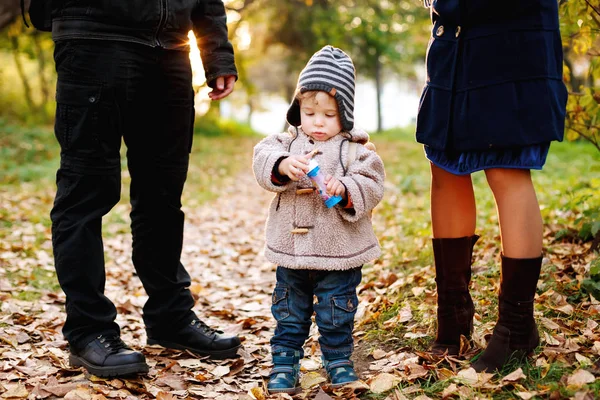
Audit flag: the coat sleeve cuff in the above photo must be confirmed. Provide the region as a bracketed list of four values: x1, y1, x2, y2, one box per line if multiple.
[336, 177, 363, 221]
[271, 157, 291, 185]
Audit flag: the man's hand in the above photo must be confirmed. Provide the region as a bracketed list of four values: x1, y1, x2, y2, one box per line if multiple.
[208, 75, 236, 100]
[325, 176, 346, 199]
[279, 155, 310, 181]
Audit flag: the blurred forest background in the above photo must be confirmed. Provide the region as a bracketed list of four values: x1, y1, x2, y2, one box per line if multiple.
[1, 0, 599, 278]
[0, 0, 597, 145]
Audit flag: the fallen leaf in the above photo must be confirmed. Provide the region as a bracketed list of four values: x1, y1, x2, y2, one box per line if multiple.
[300, 371, 327, 389]
[300, 358, 321, 371]
[1, 383, 28, 399]
[567, 369, 595, 387]
[210, 365, 230, 378]
[516, 391, 538, 400]
[314, 388, 334, 400]
[398, 304, 413, 323]
[435, 367, 455, 381]
[369, 372, 400, 394]
[156, 393, 178, 400]
[441, 383, 458, 398]
[64, 388, 93, 400]
[592, 341, 600, 355]
[177, 359, 204, 368]
[540, 317, 560, 330]
[372, 349, 387, 360]
[404, 363, 429, 381]
[248, 386, 266, 400]
[456, 367, 478, 385]
[502, 368, 526, 382]
[575, 353, 592, 365]
[342, 380, 370, 391]
[554, 303, 574, 315]
[544, 331, 561, 346]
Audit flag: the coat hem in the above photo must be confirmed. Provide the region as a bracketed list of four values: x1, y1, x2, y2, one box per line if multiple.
[265, 245, 380, 271]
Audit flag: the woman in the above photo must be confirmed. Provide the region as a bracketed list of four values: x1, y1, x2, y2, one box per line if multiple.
[417, 0, 567, 372]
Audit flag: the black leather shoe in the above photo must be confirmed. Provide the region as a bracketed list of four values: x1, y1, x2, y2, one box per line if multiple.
[147, 319, 241, 359]
[69, 335, 149, 377]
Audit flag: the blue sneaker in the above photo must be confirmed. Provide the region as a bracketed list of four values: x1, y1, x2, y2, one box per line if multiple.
[267, 351, 300, 394]
[323, 358, 358, 388]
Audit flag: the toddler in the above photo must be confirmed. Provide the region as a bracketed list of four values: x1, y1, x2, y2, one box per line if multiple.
[252, 45, 385, 393]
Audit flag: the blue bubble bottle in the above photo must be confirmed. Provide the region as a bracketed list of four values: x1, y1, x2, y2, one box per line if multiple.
[306, 159, 342, 208]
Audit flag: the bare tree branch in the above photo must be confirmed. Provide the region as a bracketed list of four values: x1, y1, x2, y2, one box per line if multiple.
[584, 0, 600, 17]
[567, 124, 600, 152]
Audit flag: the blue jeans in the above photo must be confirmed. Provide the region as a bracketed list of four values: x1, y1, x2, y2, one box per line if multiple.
[270, 266, 361, 361]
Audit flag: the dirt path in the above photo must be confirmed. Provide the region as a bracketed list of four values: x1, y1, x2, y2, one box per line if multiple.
[2, 170, 382, 399]
[106, 171, 284, 398]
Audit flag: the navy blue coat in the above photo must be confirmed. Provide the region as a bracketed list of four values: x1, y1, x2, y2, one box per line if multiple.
[416, 0, 567, 152]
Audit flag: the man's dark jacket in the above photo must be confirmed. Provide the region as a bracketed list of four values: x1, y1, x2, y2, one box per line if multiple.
[45, 0, 236, 86]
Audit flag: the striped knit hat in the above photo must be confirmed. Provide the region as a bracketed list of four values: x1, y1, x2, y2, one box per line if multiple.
[286, 45, 356, 132]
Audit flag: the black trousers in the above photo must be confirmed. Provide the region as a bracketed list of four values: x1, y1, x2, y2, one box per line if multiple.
[51, 40, 197, 347]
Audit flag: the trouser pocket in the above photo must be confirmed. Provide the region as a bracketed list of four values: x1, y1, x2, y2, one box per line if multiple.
[272, 287, 290, 321]
[331, 294, 358, 328]
[55, 80, 121, 171]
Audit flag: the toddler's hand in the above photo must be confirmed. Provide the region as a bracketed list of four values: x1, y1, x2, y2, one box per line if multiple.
[279, 155, 310, 181]
[324, 175, 346, 198]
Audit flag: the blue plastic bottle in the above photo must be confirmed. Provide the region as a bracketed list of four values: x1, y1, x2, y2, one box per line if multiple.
[306, 159, 342, 208]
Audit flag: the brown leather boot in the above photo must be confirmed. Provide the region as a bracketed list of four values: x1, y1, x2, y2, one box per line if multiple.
[430, 235, 479, 356]
[472, 254, 542, 372]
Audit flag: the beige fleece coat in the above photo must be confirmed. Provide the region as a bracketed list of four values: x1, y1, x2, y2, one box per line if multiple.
[252, 127, 385, 271]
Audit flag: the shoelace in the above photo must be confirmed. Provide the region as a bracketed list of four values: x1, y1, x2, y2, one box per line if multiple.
[97, 335, 129, 355]
[190, 319, 219, 335]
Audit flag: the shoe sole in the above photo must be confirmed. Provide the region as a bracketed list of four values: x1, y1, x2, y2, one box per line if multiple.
[267, 387, 299, 395]
[146, 339, 241, 359]
[69, 354, 149, 378]
[330, 379, 359, 389]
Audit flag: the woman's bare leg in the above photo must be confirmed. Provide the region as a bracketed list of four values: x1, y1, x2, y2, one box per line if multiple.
[484, 168, 543, 258]
[430, 163, 476, 238]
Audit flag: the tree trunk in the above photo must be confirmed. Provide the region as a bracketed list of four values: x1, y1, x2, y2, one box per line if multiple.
[374, 54, 383, 133]
[282, 82, 295, 132]
[563, 56, 581, 92]
[32, 31, 50, 107]
[11, 36, 38, 114]
[246, 98, 253, 125]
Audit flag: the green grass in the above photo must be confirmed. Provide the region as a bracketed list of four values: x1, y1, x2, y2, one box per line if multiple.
[0, 120, 60, 185]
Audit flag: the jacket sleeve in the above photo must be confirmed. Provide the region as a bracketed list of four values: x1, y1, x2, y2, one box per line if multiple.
[191, 0, 237, 87]
[253, 133, 293, 193]
[337, 145, 385, 222]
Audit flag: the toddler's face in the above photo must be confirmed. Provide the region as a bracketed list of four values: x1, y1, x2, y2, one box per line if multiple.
[300, 91, 342, 141]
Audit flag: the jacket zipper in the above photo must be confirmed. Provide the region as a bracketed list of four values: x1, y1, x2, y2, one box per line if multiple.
[154, 0, 168, 47]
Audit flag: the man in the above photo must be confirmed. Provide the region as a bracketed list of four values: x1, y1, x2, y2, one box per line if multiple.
[39, 0, 240, 377]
